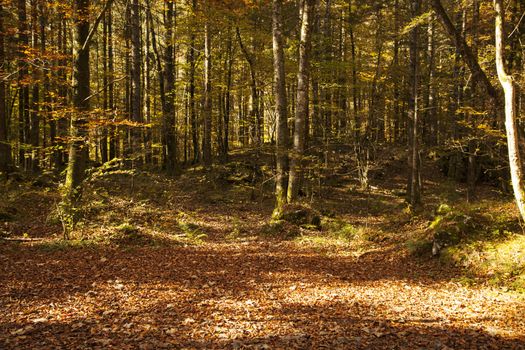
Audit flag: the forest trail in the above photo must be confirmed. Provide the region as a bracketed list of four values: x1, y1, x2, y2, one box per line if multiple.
[1, 239, 525, 349]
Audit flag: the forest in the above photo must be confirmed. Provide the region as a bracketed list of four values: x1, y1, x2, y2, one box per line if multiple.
[1, 0, 525, 348]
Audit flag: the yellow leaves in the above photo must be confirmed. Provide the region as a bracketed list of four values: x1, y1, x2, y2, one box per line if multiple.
[455, 106, 488, 116]
[400, 11, 432, 36]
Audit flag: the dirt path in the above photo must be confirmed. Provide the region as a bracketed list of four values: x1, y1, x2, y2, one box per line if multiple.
[1, 240, 524, 349]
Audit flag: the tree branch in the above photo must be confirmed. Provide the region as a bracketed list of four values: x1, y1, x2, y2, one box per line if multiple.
[430, 0, 497, 99]
[81, 0, 115, 52]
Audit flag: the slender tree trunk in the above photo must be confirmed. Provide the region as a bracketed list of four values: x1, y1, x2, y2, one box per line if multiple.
[426, 13, 437, 146]
[467, 0, 480, 201]
[202, 7, 212, 168]
[56, 16, 68, 168]
[407, 0, 421, 206]
[272, 0, 289, 216]
[287, 0, 315, 202]
[107, 6, 116, 160]
[236, 27, 260, 146]
[163, 0, 178, 175]
[348, 0, 358, 138]
[131, 0, 142, 165]
[30, 0, 39, 172]
[146, 0, 167, 167]
[18, 0, 29, 169]
[0, 2, 9, 176]
[392, 0, 400, 143]
[100, 12, 109, 163]
[188, 0, 198, 163]
[494, 0, 525, 220]
[40, 2, 51, 170]
[223, 27, 233, 159]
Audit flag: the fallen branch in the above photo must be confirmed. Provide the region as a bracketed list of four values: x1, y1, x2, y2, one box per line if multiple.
[1, 237, 45, 242]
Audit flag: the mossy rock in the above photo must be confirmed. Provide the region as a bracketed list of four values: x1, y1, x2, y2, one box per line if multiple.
[261, 219, 300, 239]
[277, 204, 321, 229]
[31, 173, 56, 188]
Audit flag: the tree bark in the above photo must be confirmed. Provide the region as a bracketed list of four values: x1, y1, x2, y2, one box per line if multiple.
[287, 0, 315, 202]
[62, 0, 91, 210]
[272, 0, 289, 216]
[202, 6, 212, 168]
[163, 0, 178, 175]
[130, 0, 142, 165]
[101, 11, 109, 164]
[236, 27, 260, 146]
[30, 0, 39, 172]
[0, 2, 9, 176]
[222, 27, 233, 159]
[494, 0, 525, 220]
[62, 0, 112, 229]
[407, 0, 421, 206]
[18, 0, 29, 169]
[107, 6, 116, 160]
[188, 0, 198, 164]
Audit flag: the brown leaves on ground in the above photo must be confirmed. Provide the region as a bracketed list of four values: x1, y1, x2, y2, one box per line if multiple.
[1, 241, 524, 349]
[1, 166, 525, 349]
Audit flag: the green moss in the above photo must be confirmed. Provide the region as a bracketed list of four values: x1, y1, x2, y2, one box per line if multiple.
[406, 239, 433, 257]
[115, 222, 139, 235]
[177, 221, 207, 243]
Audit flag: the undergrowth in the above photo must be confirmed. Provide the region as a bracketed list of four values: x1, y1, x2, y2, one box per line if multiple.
[408, 200, 525, 291]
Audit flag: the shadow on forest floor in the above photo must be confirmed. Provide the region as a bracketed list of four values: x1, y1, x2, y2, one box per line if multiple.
[1, 152, 525, 348]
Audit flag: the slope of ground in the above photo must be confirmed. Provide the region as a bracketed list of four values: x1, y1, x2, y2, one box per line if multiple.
[1, 149, 524, 349]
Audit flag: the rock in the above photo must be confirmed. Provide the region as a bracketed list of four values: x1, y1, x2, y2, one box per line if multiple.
[278, 204, 321, 229]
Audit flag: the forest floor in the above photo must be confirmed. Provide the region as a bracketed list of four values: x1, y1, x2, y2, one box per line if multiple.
[1, 148, 525, 349]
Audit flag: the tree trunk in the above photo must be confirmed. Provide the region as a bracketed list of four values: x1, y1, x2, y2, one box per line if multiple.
[272, 0, 289, 216]
[62, 0, 91, 214]
[188, 0, 198, 163]
[223, 28, 233, 159]
[348, 0, 359, 138]
[101, 12, 109, 164]
[18, 0, 29, 169]
[202, 7, 212, 168]
[236, 27, 260, 146]
[130, 0, 142, 165]
[494, 0, 525, 220]
[30, 0, 39, 172]
[107, 6, 116, 160]
[0, 2, 9, 176]
[287, 0, 315, 202]
[431, 0, 497, 100]
[407, 0, 421, 206]
[163, 0, 178, 175]
[62, 0, 112, 230]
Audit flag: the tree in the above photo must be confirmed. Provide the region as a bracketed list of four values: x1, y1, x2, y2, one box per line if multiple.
[406, 0, 421, 206]
[431, 0, 496, 100]
[0, 1, 9, 176]
[163, 0, 178, 175]
[202, 2, 212, 168]
[237, 27, 260, 146]
[287, 0, 316, 203]
[188, 0, 199, 164]
[494, 0, 525, 221]
[18, 0, 29, 170]
[62, 0, 113, 229]
[272, 0, 289, 216]
[130, 0, 142, 165]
